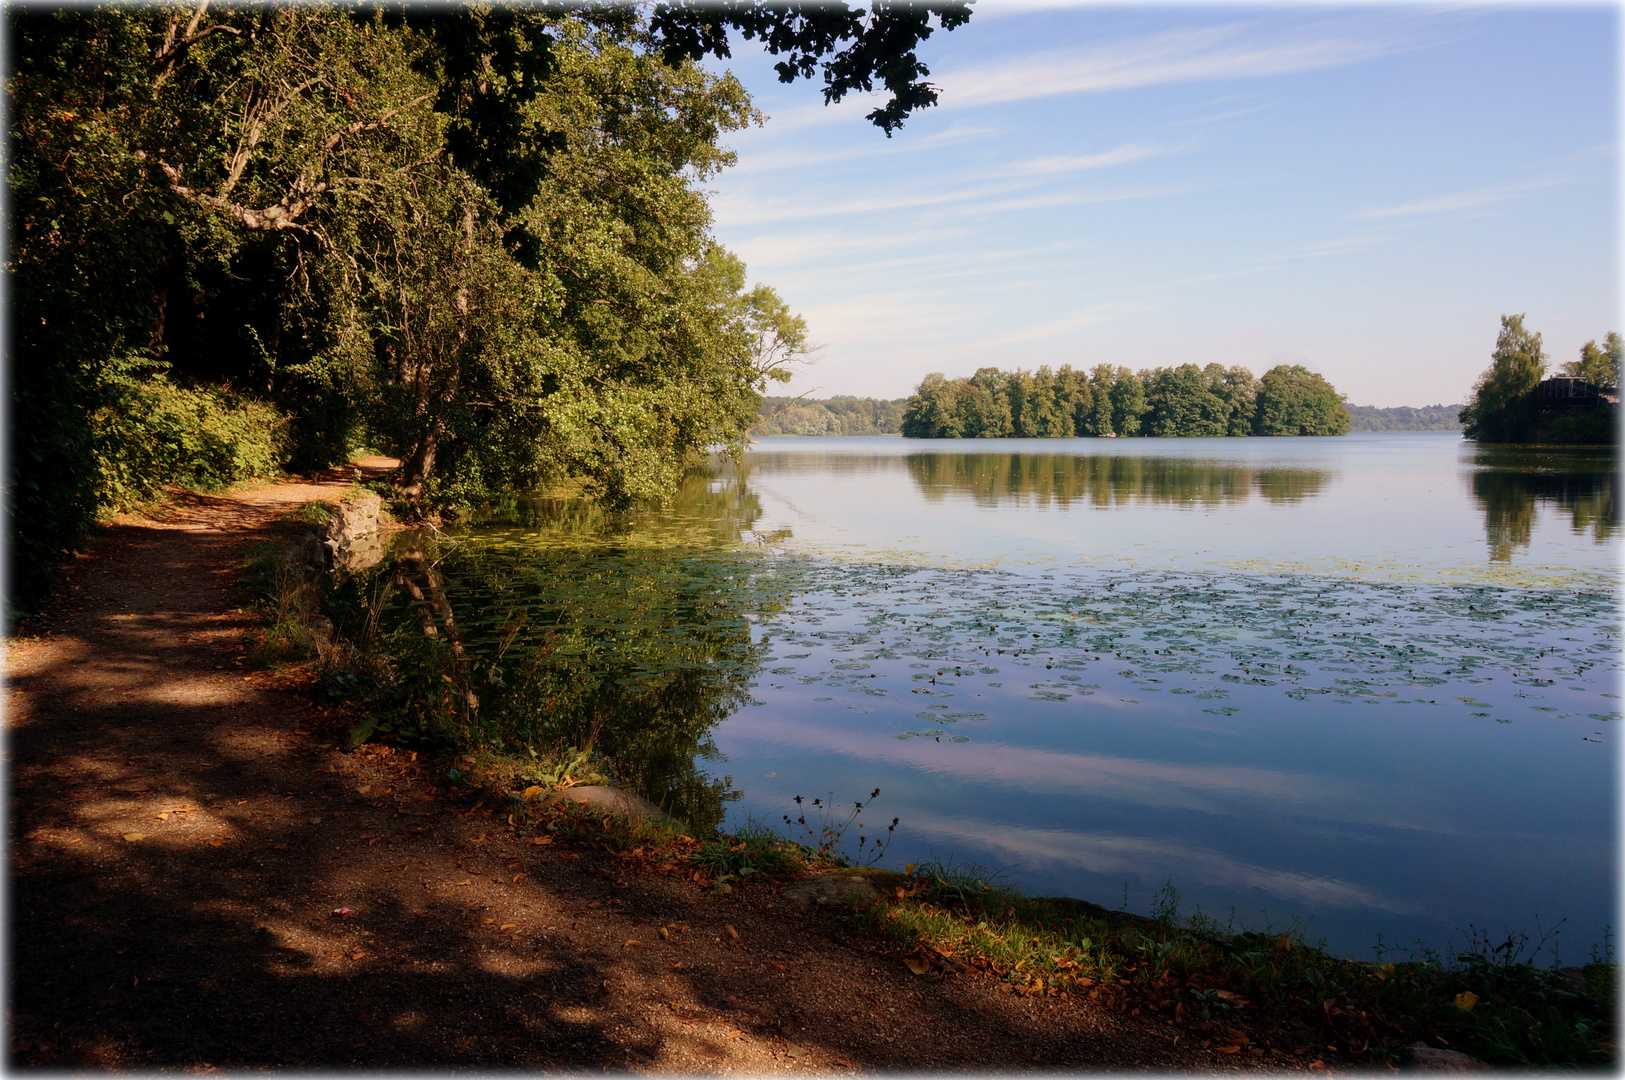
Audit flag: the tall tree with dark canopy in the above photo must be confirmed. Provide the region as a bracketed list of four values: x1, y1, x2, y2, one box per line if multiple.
[6, 2, 972, 615]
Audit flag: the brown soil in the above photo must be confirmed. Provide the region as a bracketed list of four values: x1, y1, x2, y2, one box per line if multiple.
[6, 467, 1307, 1072]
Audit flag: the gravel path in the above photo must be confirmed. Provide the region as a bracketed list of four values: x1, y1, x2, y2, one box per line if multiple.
[6, 468, 1289, 1072]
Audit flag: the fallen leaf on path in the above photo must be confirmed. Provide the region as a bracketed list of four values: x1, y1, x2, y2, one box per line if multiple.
[480, 918, 495, 924]
[455, 880, 471, 886]
[727, 925, 739, 940]
[333, 907, 352, 916]
[1216, 1046, 1241, 1055]
[500, 923, 517, 931]
[771, 963, 786, 972]
[623, 940, 644, 949]
[512, 873, 527, 883]
[209, 838, 224, 847]
[905, 957, 930, 976]
[530, 836, 552, 846]
[521, 786, 542, 801]
[357, 786, 371, 795]
[67, 838, 83, 845]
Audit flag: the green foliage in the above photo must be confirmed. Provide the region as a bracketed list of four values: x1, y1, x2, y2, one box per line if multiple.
[850, 867, 1614, 1068]
[10, 4, 963, 613]
[649, 3, 973, 136]
[691, 817, 813, 882]
[1253, 364, 1350, 436]
[1565, 332, 1621, 388]
[756, 395, 909, 436]
[316, 471, 779, 832]
[902, 362, 1346, 439]
[1143, 364, 1232, 437]
[93, 373, 288, 514]
[1460, 314, 1548, 442]
[1345, 403, 1464, 431]
[1460, 316, 1618, 445]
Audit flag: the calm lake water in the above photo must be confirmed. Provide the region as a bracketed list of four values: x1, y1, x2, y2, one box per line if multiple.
[396, 432, 1618, 959]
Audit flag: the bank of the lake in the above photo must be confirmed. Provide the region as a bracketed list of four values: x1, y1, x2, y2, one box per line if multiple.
[289, 434, 1617, 969]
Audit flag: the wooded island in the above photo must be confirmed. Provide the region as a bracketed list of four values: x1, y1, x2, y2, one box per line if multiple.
[900, 363, 1347, 439]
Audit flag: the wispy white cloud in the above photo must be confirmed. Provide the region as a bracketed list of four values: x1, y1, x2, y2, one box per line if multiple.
[1272, 234, 1392, 260]
[934, 22, 1412, 109]
[1358, 179, 1569, 219]
[719, 176, 1193, 229]
[986, 301, 1158, 345]
[975, 184, 1191, 215]
[711, 179, 1020, 227]
[1011, 143, 1167, 175]
[724, 122, 996, 176]
[743, 16, 1430, 131]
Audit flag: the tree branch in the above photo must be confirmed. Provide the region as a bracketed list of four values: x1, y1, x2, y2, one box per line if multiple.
[157, 159, 324, 233]
[153, 2, 245, 83]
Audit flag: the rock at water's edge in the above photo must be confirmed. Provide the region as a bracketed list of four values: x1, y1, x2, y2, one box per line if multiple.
[546, 785, 685, 833]
[782, 874, 884, 910]
[1406, 1043, 1486, 1072]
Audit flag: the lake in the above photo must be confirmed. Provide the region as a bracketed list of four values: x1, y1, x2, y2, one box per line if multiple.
[383, 431, 1618, 961]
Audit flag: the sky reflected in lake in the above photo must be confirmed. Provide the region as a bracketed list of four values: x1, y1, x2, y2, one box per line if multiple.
[703, 433, 1618, 957]
[419, 432, 1616, 960]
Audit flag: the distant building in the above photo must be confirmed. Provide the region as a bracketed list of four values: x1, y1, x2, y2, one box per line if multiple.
[1535, 377, 1619, 409]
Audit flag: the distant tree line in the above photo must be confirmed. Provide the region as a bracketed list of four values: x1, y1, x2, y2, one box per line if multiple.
[900, 363, 1348, 439]
[755, 395, 907, 435]
[1460, 316, 1619, 445]
[1345, 404, 1463, 432]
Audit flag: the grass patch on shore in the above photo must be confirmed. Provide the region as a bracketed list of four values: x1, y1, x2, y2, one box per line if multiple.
[847, 864, 1616, 1069]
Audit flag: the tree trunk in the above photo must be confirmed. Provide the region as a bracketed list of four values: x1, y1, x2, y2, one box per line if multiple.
[392, 419, 441, 502]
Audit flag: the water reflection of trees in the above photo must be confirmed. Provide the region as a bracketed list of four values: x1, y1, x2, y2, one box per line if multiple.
[346, 468, 778, 833]
[906, 453, 1332, 508]
[1469, 447, 1618, 561]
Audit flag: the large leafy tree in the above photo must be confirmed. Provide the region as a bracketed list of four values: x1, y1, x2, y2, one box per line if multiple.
[1253, 364, 1349, 436]
[7, 2, 969, 613]
[1459, 314, 1547, 443]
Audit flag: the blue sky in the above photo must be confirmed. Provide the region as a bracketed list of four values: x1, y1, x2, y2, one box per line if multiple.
[700, 4, 1619, 408]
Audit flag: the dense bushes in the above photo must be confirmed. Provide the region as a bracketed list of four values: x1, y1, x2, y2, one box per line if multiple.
[92, 373, 288, 514]
[901, 362, 1348, 439]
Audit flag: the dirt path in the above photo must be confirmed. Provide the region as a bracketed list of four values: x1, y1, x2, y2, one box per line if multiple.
[6, 469, 1287, 1072]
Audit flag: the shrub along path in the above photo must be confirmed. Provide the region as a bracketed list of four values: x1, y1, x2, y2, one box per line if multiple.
[7, 468, 1295, 1072]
